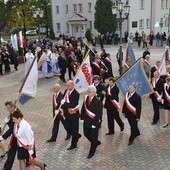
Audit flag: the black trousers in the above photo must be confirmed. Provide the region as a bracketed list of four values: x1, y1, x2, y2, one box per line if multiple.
[107, 108, 123, 133]
[65, 114, 80, 147]
[151, 98, 160, 123]
[3, 137, 17, 170]
[68, 67, 75, 80]
[59, 68, 66, 82]
[83, 124, 99, 154]
[127, 115, 140, 142]
[51, 114, 68, 140]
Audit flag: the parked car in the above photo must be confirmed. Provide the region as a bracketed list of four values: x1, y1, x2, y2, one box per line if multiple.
[26, 30, 37, 35]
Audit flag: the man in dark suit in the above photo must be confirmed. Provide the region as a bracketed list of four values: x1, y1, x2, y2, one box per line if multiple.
[151, 61, 160, 79]
[103, 54, 114, 78]
[47, 84, 70, 142]
[81, 85, 102, 159]
[91, 58, 101, 76]
[93, 75, 105, 127]
[150, 71, 164, 125]
[67, 51, 76, 80]
[1, 101, 20, 170]
[122, 85, 142, 146]
[58, 50, 67, 83]
[102, 77, 124, 135]
[60, 80, 81, 150]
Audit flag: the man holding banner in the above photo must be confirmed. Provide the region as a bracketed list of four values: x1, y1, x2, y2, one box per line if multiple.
[122, 85, 142, 146]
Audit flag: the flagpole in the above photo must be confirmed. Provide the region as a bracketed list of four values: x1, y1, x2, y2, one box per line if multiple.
[1, 55, 37, 135]
[83, 40, 96, 56]
[48, 49, 91, 130]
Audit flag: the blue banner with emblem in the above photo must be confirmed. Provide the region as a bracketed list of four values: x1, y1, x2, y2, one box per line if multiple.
[126, 41, 136, 66]
[116, 59, 153, 96]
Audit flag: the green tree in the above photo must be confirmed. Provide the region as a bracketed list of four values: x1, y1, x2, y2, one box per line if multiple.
[85, 28, 92, 42]
[94, 0, 117, 34]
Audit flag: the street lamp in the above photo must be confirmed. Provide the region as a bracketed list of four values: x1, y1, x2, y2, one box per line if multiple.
[163, 12, 170, 35]
[33, 8, 44, 39]
[112, 0, 130, 44]
[159, 18, 163, 33]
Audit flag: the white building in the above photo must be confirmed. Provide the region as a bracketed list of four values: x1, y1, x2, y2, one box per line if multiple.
[51, 0, 170, 38]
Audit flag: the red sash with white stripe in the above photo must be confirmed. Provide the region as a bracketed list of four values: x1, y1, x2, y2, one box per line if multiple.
[92, 62, 100, 70]
[164, 83, 170, 104]
[84, 95, 96, 119]
[144, 59, 151, 67]
[124, 63, 130, 70]
[107, 87, 120, 111]
[153, 65, 158, 71]
[53, 93, 58, 108]
[68, 104, 79, 114]
[104, 57, 112, 64]
[125, 93, 136, 115]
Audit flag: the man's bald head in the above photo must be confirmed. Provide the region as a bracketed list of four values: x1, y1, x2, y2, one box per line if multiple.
[53, 84, 61, 93]
[66, 80, 74, 91]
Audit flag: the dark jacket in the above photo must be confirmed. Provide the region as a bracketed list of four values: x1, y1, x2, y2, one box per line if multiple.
[58, 55, 67, 70]
[122, 92, 142, 119]
[81, 95, 102, 128]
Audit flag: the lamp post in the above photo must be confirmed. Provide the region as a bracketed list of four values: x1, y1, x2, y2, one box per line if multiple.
[33, 8, 44, 39]
[112, 0, 130, 44]
[159, 18, 163, 33]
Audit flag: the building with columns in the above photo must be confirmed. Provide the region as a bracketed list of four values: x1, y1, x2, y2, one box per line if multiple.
[51, 0, 170, 38]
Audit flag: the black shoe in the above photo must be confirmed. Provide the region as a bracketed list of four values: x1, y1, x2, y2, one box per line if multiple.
[128, 141, 133, 146]
[120, 123, 124, 131]
[97, 140, 101, 146]
[87, 153, 94, 159]
[151, 122, 157, 125]
[67, 145, 77, 150]
[105, 132, 114, 135]
[0, 151, 8, 158]
[78, 134, 82, 139]
[46, 139, 56, 142]
[163, 124, 169, 128]
[43, 163, 47, 169]
[65, 134, 71, 140]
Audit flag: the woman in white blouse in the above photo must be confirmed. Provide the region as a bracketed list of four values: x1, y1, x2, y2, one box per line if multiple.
[12, 110, 46, 170]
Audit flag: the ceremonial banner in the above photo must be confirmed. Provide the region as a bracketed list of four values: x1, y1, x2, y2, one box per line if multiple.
[116, 59, 153, 96]
[74, 50, 92, 93]
[19, 58, 38, 104]
[37, 52, 47, 68]
[126, 41, 136, 66]
[17, 31, 23, 48]
[159, 51, 167, 75]
[11, 34, 18, 51]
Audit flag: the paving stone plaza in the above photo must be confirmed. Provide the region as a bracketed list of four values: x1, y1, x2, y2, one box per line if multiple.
[0, 43, 170, 170]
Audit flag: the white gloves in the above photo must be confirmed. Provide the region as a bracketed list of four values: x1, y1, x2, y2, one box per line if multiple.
[54, 110, 59, 115]
[0, 136, 4, 141]
[4, 117, 10, 123]
[61, 99, 65, 105]
[28, 150, 34, 156]
[92, 125, 96, 129]
[80, 120, 84, 123]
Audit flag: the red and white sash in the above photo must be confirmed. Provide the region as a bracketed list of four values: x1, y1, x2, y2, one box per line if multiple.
[92, 62, 100, 70]
[107, 87, 120, 111]
[104, 57, 112, 64]
[53, 93, 58, 108]
[153, 65, 158, 71]
[124, 63, 130, 70]
[144, 59, 151, 67]
[68, 104, 79, 113]
[65, 91, 70, 103]
[164, 83, 170, 104]
[84, 95, 96, 119]
[125, 93, 136, 115]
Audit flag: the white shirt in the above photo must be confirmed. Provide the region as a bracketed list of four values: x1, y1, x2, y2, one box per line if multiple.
[14, 119, 34, 147]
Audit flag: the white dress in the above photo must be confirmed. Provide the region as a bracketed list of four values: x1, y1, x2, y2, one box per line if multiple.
[25, 52, 35, 76]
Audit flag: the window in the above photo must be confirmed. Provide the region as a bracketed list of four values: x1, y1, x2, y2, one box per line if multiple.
[165, 0, 168, 8]
[132, 21, 137, 28]
[66, 23, 69, 33]
[78, 3, 83, 12]
[139, 19, 144, 28]
[89, 21, 92, 30]
[161, 0, 164, 8]
[165, 17, 168, 27]
[56, 23, 61, 33]
[65, 5, 68, 13]
[88, 3, 92, 11]
[140, 0, 144, 9]
[146, 19, 150, 28]
[56, 6, 59, 14]
[73, 4, 77, 12]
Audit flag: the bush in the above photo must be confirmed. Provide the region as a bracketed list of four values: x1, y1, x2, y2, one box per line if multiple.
[85, 28, 92, 42]
[49, 28, 55, 39]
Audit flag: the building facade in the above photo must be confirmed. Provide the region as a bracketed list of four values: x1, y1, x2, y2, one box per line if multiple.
[51, 0, 170, 38]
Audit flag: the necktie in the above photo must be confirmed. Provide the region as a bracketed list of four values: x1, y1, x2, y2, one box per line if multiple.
[88, 97, 91, 106]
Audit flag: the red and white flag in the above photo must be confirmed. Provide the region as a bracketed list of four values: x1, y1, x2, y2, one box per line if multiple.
[17, 31, 23, 48]
[74, 51, 92, 93]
